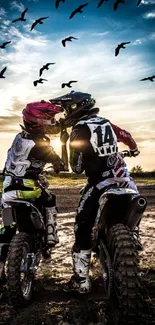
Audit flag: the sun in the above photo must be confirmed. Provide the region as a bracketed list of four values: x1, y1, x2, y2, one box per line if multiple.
[51, 137, 62, 150]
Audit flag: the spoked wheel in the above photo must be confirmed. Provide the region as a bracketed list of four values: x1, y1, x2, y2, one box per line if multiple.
[107, 223, 143, 325]
[7, 232, 34, 309]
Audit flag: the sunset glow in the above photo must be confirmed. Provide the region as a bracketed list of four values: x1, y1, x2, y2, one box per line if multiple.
[0, 0, 155, 170]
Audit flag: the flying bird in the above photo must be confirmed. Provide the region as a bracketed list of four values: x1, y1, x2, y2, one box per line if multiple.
[62, 36, 78, 47]
[55, 0, 65, 9]
[0, 41, 11, 49]
[69, 3, 89, 19]
[12, 8, 28, 23]
[137, 0, 142, 5]
[0, 67, 7, 78]
[61, 81, 78, 88]
[97, 0, 108, 9]
[30, 17, 49, 31]
[39, 63, 55, 77]
[33, 78, 48, 87]
[140, 75, 155, 82]
[113, 0, 125, 11]
[115, 42, 130, 56]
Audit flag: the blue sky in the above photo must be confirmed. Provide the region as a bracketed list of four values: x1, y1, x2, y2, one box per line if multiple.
[0, 0, 155, 170]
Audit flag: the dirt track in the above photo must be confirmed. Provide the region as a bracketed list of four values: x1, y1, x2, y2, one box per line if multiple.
[0, 184, 155, 325]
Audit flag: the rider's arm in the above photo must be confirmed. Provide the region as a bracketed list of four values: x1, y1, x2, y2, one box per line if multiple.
[31, 141, 65, 172]
[60, 129, 69, 171]
[110, 122, 137, 150]
[70, 125, 86, 174]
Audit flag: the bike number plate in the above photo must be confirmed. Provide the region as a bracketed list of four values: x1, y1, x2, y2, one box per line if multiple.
[2, 207, 14, 226]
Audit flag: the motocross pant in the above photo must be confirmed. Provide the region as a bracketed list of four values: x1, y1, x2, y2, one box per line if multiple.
[74, 176, 138, 250]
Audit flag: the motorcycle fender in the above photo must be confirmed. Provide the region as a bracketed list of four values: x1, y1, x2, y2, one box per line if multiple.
[2, 207, 14, 226]
[104, 188, 138, 195]
[94, 195, 108, 226]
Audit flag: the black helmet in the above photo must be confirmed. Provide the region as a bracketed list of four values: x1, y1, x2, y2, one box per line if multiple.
[50, 91, 99, 127]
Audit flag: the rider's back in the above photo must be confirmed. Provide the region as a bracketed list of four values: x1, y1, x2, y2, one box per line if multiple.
[70, 116, 126, 182]
[4, 131, 57, 179]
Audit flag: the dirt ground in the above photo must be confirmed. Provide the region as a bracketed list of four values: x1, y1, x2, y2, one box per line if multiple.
[0, 183, 155, 325]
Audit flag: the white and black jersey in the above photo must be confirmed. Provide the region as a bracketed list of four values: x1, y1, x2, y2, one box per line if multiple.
[70, 117, 118, 181]
[70, 116, 137, 184]
[4, 132, 61, 179]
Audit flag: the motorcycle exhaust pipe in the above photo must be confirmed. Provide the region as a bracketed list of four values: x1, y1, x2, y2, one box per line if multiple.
[30, 211, 44, 230]
[126, 195, 147, 230]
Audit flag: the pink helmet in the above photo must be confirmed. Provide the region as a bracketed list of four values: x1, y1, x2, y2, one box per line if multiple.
[22, 101, 63, 134]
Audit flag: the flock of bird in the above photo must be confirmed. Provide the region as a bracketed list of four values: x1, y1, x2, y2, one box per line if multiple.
[56, 0, 143, 11]
[33, 62, 78, 88]
[0, 0, 154, 86]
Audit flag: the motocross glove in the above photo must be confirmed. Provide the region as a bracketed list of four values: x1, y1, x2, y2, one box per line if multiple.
[129, 148, 140, 157]
[38, 175, 49, 189]
[59, 118, 65, 129]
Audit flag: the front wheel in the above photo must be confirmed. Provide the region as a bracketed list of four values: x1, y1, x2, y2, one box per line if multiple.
[7, 232, 34, 309]
[107, 223, 142, 325]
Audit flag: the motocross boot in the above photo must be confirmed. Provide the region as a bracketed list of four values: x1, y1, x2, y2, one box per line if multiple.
[64, 247, 91, 294]
[45, 207, 59, 247]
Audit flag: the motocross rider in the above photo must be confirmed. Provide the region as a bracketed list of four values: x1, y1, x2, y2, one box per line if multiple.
[0, 100, 65, 283]
[50, 90, 140, 294]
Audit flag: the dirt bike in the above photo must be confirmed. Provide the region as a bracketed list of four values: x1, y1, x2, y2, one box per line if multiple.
[0, 166, 57, 309]
[91, 150, 147, 325]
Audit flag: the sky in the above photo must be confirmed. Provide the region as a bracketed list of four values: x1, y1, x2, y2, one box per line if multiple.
[0, 0, 155, 171]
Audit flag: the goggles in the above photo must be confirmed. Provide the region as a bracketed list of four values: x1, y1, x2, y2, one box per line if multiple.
[68, 98, 95, 112]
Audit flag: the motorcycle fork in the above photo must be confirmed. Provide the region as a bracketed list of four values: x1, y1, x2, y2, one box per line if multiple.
[20, 234, 42, 275]
[93, 198, 113, 297]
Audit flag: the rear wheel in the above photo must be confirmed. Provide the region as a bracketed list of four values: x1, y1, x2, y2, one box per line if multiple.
[107, 223, 142, 325]
[7, 232, 34, 309]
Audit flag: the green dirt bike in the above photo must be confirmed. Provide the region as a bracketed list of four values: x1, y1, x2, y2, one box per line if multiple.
[0, 166, 57, 309]
[91, 150, 147, 325]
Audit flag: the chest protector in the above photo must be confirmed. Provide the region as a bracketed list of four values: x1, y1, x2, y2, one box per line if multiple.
[5, 134, 35, 177]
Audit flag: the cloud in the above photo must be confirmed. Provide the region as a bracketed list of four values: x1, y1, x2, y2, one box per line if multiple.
[0, 25, 24, 41]
[0, 114, 22, 132]
[142, 0, 155, 4]
[3, 20, 11, 26]
[148, 32, 155, 39]
[0, 8, 6, 18]
[0, 2, 153, 171]
[0, 26, 153, 117]
[0, 97, 24, 132]
[0, 116, 22, 132]
[91, 32, 110, 37]
[10, 1, 25, 12]
[143, 11, 155, 18]
[0, 12, 154, 167]
[132, 39, 142, 45]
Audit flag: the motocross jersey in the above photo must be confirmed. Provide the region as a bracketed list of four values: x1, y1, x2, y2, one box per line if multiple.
[4, 132, 62, 179]
[70, 116, 137, 183]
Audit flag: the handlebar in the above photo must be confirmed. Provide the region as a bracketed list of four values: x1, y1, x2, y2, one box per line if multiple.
[41, 165, 68, 176]
[0, 151, 137, 179]
[41, 166, 54, 175]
